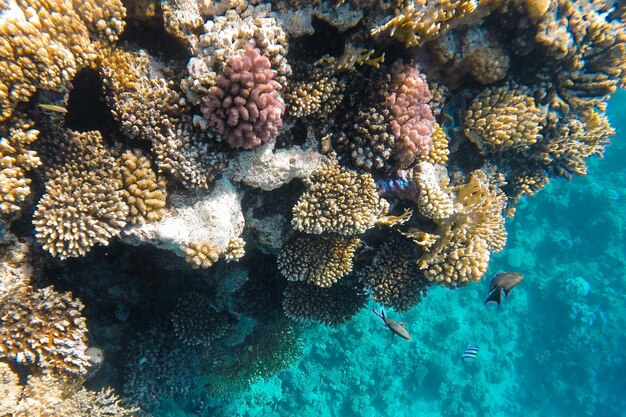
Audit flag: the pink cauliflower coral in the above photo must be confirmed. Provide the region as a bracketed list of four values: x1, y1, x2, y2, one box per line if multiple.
[385, 60, 434, 169]
[202, 44, 285, 149]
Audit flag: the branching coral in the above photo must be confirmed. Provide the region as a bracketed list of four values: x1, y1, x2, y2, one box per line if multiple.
[119, 150, 167, 224]
[361, 235, 429, 312]
[464, 85, 547, 153]
[284, 57, 345, 120]
[0, 0, 125, 122]
[0, 285, 90, 376]
[183, 4, 290, 105]
[202, 44, 285, 149]
[184, 241, 221, 269]
[171, 292, 231, 347]
[410, 161, 454, 220]
[292, 161, 387, 235]
[0, 362, 21, 415]
[370, 0, 478, 47]
[278, 233, 360, 288]
[282, 278, 368, 325]
[13, 374, 137, 417]
[385, 60, 435, 169]
[418, 170, 508, 287]
[0, 118, 41, 218]
[462, 28, 510, 85]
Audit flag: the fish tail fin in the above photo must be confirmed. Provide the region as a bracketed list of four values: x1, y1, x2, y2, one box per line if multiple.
[371, 307, 383, 320]
[484, 288, 503, 307]
[381, 307, 386, 320]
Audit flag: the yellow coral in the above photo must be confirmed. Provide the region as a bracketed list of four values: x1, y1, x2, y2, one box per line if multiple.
[0, 0, 125, 122]
[0, 119, 41, 217]
[184, 241, 220, 269]
[225, 236, 246, 262]
[278, 233, 360, 288]
[463, 28, 510, 85]
[0, 285, 90, 376]
[284, 57, 345, 119]
[33, 169, 129, 259]
[410, 162, 454, 220]
[292, 161, 387, 235]
[464, 86, 547, 153]
[426, 123, 449, 165]
[119, 150, 167, 224]
[418, 170, 507, 286]
[371, 0, 477, 47]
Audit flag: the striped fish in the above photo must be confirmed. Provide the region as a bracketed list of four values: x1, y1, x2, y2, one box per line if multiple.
[462, 343, 478, 360]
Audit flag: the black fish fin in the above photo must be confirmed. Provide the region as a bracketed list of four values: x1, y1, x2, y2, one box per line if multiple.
[484, 288, 503, 306]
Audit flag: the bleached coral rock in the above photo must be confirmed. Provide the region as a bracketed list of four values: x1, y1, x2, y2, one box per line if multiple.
[229, 142, 327, 191]
[121, 176, 244, 256]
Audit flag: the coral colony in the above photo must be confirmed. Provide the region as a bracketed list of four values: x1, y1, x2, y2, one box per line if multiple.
[0, 0, 624, 414]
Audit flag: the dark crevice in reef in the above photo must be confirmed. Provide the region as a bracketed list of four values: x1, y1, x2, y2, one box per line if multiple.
[289, 16, 346, 61]
[120, 17, 190, 62]
[65, 69, 118, 136]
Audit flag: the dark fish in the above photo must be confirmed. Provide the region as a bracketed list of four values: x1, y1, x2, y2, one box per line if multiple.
[372, 308, 412, 341]
[484, 272, 524, 306]
[462, 343, 478, 360]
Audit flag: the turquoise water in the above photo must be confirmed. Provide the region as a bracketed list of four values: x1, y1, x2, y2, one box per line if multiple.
[178, 91, 625, 417]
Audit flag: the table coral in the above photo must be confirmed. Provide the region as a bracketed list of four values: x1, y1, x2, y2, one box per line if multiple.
[202, 44, 285, 149]
[13, 374, 137, 417]
[278, 233, 360, 288]
[0, 285, 90, 376]
[292, 161, 387, 235]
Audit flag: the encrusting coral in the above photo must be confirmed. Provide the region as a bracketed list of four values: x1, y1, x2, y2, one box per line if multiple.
[202, 44, 285, 149]
[292, 161, 387, 235]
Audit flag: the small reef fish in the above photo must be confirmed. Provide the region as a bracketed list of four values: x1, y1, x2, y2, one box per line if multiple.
[484, 272, 524, 307]
[38, 103, 68, 113]
[371, 307, 412, 341]
[462, 343, 478, 360]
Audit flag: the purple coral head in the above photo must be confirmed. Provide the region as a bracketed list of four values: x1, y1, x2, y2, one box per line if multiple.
[385, 60, 435, 169]
[202, 44, 285, 150]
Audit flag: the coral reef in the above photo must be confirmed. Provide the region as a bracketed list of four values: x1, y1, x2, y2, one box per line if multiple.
[0, 0, 624, 414]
